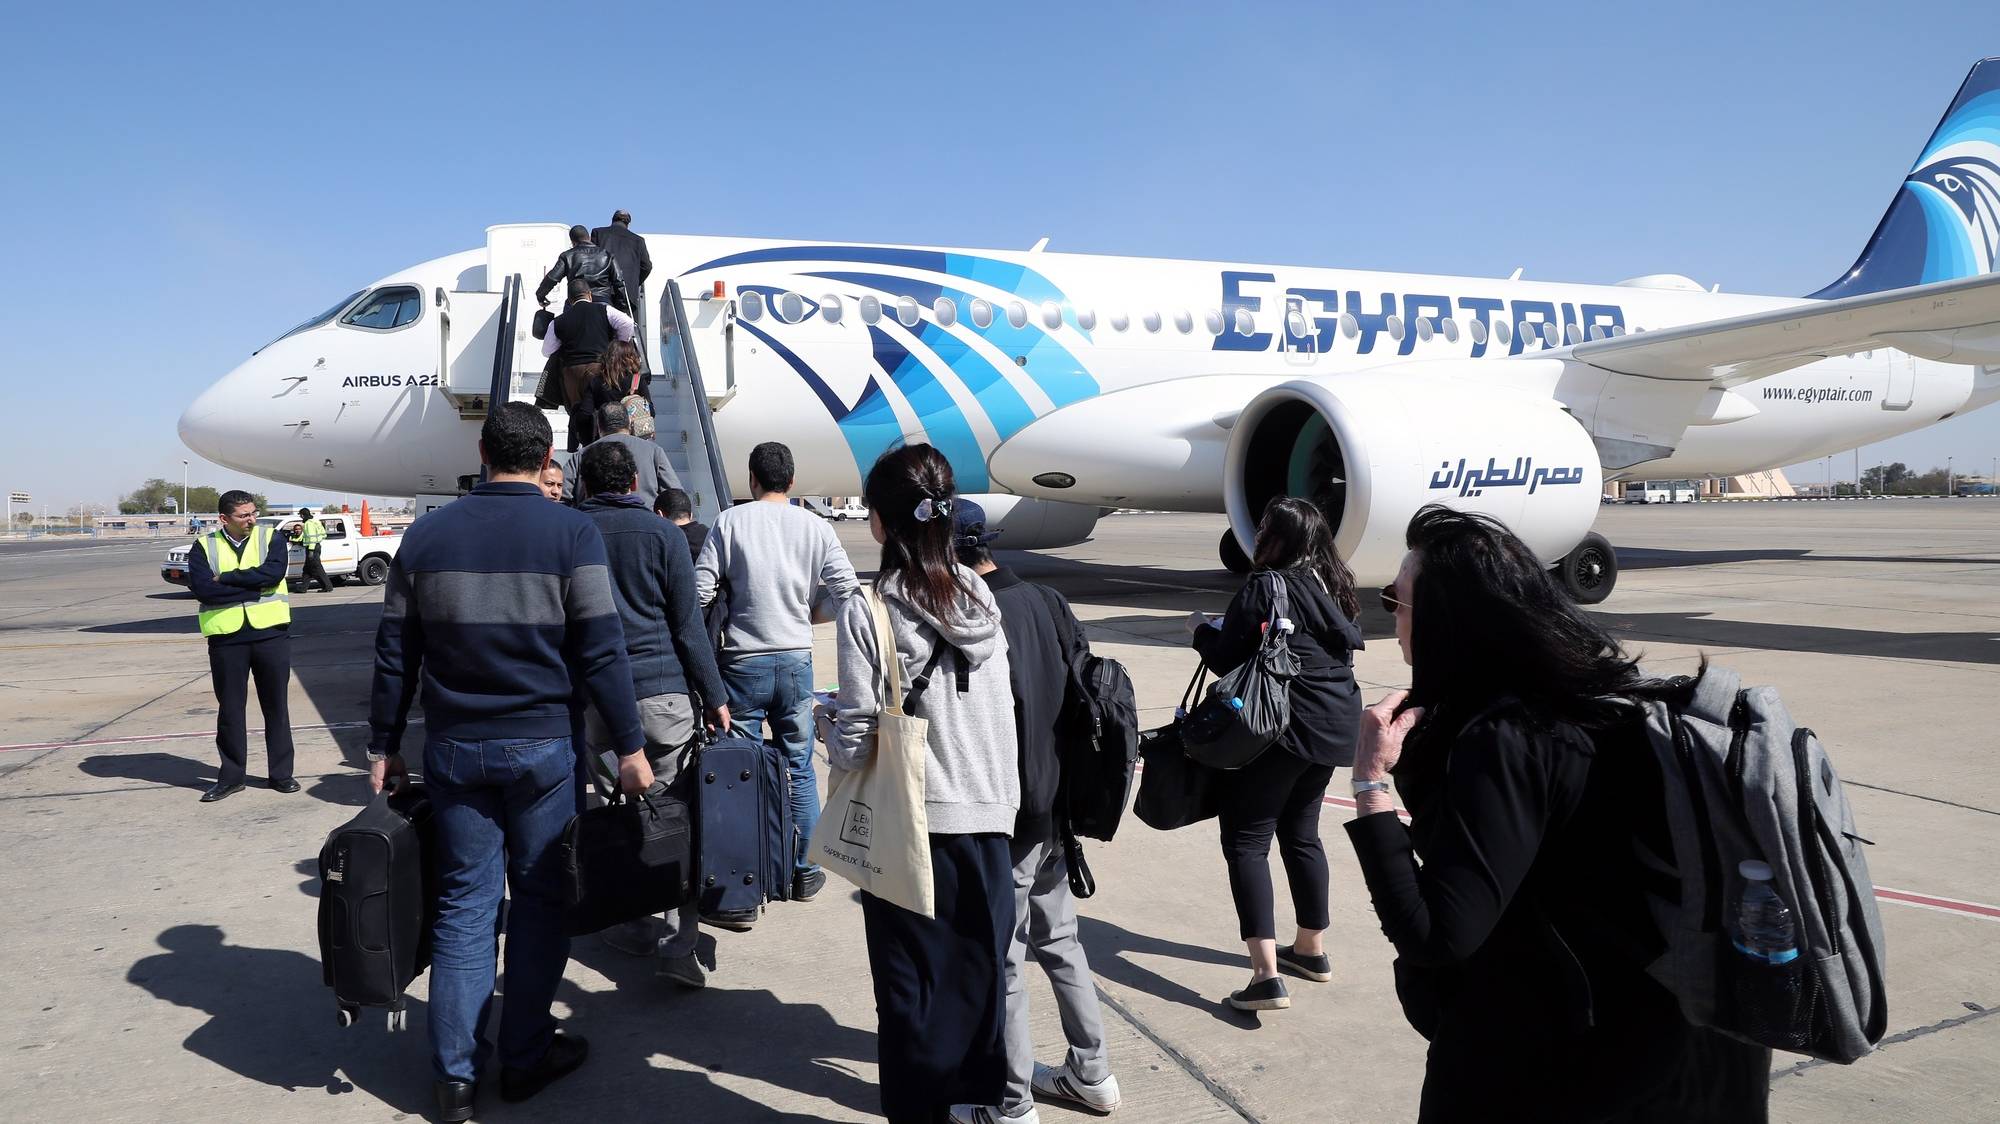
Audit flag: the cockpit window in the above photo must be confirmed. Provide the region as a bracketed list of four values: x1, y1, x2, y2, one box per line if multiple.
[340, 286, 423, 331]
[262, 290, 363, 351]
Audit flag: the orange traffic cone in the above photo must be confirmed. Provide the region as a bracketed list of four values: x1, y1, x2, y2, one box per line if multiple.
[359, 500, 375, 537]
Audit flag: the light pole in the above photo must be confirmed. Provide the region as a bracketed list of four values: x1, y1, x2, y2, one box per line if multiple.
[181, 460, 188, 520]
[1947, 456, 1954, 497]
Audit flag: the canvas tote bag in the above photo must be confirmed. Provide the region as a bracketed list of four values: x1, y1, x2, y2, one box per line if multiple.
[811, 589, 936, 918]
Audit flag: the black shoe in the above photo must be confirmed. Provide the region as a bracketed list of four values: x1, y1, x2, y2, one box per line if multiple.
[1276, 945, 1332, 982]
[200, 782, 245, 803]
[700, 908, 758, 932]
[500, 1031, 589, 1103]
[792, 867, 827, 902]
[1227, 976, 1291, 1012]
[269, 778, 302, 794]
[433, 1079, 476, 1122]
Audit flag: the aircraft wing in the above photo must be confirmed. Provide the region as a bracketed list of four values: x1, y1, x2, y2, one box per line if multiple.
[1564, 272, 2000, 383]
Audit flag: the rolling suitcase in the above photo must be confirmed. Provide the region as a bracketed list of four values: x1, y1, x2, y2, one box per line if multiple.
[318, 779, 437, 1030]
[694, 731, 795, 918]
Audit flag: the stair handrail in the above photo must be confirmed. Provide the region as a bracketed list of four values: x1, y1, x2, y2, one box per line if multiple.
[487, 273, 522, 411]
[664, 279, 734, 510]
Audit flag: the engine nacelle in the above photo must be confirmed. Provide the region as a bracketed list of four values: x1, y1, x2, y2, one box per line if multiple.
[1224, 365, 1603, 584]
[966, 494, 1102, 550]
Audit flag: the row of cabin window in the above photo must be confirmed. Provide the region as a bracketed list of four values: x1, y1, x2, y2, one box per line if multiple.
[735, 290, 1644, 346]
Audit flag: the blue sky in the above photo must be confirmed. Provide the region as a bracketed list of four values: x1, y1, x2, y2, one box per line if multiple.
[4, 2, 1998, 512]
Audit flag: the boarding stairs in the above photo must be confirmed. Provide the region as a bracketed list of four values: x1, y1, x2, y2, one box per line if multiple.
[436, 230, 736, 523]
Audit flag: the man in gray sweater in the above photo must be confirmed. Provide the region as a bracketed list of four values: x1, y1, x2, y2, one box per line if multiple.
[561, 402, 680, 508]
[696, 442, 861, 904]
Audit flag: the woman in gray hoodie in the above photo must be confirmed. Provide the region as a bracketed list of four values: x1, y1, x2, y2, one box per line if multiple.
[827, 444, 1020, 1124]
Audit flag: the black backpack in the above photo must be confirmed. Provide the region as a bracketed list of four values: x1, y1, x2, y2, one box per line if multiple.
[1032, 586, 1140, 844]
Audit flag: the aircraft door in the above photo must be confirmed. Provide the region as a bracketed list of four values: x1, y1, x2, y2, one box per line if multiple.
[1280, 295, 1319, 367]
[1884, 350, 1916, 411]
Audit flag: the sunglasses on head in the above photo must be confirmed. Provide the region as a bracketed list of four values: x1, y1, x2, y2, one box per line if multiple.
[1379, 585, 1406, 614]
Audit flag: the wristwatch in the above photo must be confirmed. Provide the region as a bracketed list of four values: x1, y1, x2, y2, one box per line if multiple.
[1351, 778, 1392, 796]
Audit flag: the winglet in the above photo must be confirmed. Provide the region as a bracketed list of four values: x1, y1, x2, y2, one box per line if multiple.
[1812, 58, 2000, 299]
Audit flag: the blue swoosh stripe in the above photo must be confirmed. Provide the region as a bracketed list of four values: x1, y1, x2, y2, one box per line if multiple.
[867, 326, 989, 490]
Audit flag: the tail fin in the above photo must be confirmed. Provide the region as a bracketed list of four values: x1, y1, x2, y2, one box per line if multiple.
[1812, 57, 2000, 299]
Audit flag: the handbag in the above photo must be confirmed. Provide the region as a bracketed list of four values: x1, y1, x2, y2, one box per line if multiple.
[809, 588, 944, 918]
[1133, 666, 1224, 830]
[1181, 573, 1298, 769]
[559, 787, 693, 936]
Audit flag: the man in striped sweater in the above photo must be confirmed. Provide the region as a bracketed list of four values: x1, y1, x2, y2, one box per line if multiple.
[367, 402, 651, 1123]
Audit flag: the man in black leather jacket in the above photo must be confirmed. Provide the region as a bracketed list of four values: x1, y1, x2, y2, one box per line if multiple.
[536, 225, 629, 309]
[591, 210, 654, 392]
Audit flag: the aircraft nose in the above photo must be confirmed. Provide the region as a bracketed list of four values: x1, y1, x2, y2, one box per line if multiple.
[177, 375, 234, 465]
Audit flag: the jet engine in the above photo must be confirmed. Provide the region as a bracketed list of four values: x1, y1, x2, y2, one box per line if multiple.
[1223, 365, 1608, 595]
[963, 494, 1102, 550]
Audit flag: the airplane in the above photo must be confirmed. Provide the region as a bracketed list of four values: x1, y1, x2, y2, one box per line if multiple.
[179, 58, 2000, 604]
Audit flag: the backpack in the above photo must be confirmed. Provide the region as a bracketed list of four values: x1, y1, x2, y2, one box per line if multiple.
[1033, 585, 1139, 844]
[1181, 573, 1297, 769]
[1630, 665, 1888, 1062]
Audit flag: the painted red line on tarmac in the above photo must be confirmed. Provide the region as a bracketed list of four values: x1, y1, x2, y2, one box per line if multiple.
[0, 719, 385, 754]
[1872, 886, 2000, 922]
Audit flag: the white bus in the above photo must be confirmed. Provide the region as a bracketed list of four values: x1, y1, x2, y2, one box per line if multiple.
[1624, 479, 1699, 504]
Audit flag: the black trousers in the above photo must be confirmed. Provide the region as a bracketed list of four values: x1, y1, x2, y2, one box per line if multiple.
[300, 547, 330, 592]
[208, 634, 294, 786]
[1216, 750, 1336, 941]
[861, 832, 1013, 1124]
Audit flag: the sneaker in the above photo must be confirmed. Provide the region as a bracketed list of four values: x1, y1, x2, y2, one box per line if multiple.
[792, 867, 827, 902]
[1031, 1060, 1121, 1114]
[498, 1030, 589, 1103]
[951, 1105, 1041, 1124]
[599, 916, 660, 956]
[658, 953, 707, 989]
[1276, 944, 1332, 983]
[700, 908, 758, 932]
[1227, 976, 1291, 1012]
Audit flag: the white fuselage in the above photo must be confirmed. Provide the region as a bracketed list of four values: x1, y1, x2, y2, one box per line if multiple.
[180, 232, 2000, 503]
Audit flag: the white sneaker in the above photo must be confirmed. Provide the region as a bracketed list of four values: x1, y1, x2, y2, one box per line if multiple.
[949, 1106, 1040, 1124]
[1032, 1060, 1121, 1114]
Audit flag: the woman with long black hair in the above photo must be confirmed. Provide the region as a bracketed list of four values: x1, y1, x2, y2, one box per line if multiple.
[1345, 505, 1769, 1122]
[1190, 496, 1365, 1012]
[825, 444, 1020, 1124]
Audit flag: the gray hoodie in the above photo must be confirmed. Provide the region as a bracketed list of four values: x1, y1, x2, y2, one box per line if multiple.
[828, 568, 1020, 836]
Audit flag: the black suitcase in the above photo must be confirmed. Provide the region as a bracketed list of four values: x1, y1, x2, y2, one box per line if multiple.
[695, 732, 795, 917]
[561, 788, 693, 936]
[318, 780, 437, 1030]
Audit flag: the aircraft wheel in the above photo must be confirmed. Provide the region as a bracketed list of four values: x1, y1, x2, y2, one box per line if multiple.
[1557, 533, 1617, 605]
[1219, 529, 1251, 575]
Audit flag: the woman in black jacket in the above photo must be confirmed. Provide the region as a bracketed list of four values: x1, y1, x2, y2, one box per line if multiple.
[1344, 505, 1770, 1122]
[1191, 497, 1364, 1012]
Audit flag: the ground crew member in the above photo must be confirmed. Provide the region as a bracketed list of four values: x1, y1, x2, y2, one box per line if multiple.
[293, 507, 331, 592]
[186, 490, 297, 802]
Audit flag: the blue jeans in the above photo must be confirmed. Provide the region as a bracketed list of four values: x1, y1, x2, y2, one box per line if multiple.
[721, 650, 818, 879]
[423, 734, 577, 1084]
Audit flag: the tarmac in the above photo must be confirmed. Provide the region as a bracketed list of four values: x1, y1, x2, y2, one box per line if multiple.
[1, 500, 1996, 1123]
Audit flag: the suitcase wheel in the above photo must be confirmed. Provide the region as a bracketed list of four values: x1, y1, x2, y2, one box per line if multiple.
[335, 1004, 357, 1029]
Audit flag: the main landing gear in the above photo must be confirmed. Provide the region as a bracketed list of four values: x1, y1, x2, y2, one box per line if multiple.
[1556, 532, 1618, 605]
[1220, 529, 1252, 575]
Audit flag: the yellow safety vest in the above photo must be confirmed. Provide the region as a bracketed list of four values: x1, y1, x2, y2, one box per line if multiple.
[197, 526, 292, 637]
[299, 518, 327, 549]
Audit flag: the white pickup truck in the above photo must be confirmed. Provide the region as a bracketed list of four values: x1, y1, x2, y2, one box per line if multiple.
[161, 513, 403, 588]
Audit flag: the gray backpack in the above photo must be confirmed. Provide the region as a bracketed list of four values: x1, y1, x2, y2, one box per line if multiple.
[1633, 665, 1888, 1062]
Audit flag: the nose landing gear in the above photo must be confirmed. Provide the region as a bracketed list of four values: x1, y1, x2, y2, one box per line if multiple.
[1555, 532, 1618, 605]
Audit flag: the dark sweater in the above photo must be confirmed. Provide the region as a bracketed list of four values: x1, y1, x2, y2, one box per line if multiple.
[367, 481, 642, 757]
[1345, 706, 1690, 1121]
[187, 528, 290, 646]
[578, 493, 726, 707]
[981, 567, 1087, 841]
[1192, 568, 1364, 766]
